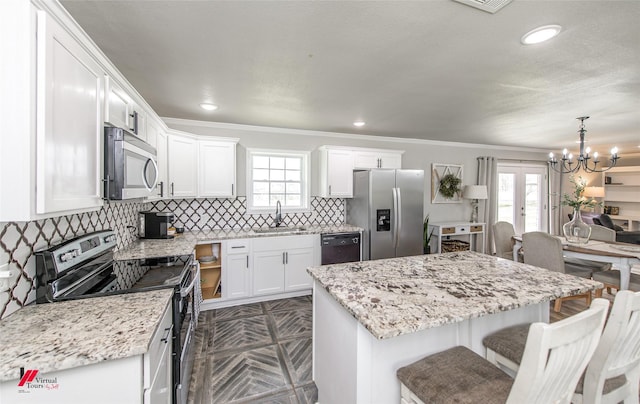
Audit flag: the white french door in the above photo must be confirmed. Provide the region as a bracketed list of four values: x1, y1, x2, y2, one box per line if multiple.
[497, 164, 548, 234]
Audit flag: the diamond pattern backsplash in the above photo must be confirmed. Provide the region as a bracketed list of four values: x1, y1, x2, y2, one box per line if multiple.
[0, 201, 149, 318]
[148, 197, 345, 231]
[0, 197, 344, 318]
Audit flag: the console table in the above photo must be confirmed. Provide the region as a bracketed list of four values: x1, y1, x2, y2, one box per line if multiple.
[428, 221, 485, 254]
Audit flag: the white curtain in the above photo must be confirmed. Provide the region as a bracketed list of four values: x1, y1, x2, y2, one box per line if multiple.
[477, 157, 498, 254]
[548, 164, 563, 235]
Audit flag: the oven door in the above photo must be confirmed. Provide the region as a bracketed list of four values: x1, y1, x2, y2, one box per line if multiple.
[176, 262, 197, 404]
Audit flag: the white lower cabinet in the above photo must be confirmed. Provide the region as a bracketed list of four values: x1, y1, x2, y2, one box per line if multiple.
[253, 250, 288, 296]
[284, 248, 315, 291]
[224, 239, 252, 300]
[252, 235, 316, 296]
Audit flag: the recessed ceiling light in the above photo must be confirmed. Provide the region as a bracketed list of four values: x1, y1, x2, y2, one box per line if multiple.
[521, 25, 562, 45]
[200, 103, 218, 111]
[353, 121, 365, 127]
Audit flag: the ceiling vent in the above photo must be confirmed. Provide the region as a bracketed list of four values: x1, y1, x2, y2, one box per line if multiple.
[452, 0, 513, 14]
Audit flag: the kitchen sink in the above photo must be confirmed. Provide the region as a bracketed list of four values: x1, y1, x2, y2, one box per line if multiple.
[252, 226, 308, 234]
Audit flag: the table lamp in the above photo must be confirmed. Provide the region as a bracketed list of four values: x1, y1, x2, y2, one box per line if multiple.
[463, 185, 488, 223]
[583, 186, 605, 213]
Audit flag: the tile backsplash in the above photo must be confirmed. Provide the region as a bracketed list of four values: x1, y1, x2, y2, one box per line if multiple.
[0, 197, 345, 318]
[0, 201, 148, 318]
[148, 197, 345, 231]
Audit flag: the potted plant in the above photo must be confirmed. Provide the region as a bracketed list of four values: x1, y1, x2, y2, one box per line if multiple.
[423, 214, 434, 254]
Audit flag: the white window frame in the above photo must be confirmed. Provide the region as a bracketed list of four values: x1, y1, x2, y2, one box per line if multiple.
[246, 148, 311, 214]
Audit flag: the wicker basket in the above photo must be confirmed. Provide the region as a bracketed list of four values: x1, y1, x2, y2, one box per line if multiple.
[441, 240, 470, 253]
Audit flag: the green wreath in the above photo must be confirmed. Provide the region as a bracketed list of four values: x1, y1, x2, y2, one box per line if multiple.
[439, 173, 461, 199]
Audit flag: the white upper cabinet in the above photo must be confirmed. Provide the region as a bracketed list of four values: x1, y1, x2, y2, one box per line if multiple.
[104, 76, 131, 130]
[316, 147, 354, 198]
[166, 131, 238, 199]
[105, 76, 147, 140]
[198, 140, 237, 198]
[167, 134, 198, 198]
[314, 146, 404, 199]
[35, 9, 104, 214]
[353, 150, 402, 169]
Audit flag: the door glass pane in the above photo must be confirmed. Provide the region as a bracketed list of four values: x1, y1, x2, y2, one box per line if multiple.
[524, 174, 542, 232]
[498, 173, 515, 224]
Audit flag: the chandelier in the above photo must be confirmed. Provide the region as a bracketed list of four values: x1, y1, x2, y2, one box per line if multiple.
[548, 116, 619, 173]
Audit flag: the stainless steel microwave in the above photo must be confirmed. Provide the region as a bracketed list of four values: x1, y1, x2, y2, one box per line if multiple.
[104, 126, 158, 200]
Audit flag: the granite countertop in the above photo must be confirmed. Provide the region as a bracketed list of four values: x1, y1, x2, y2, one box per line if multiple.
[307, 251, 603, 340]
[114, 224, 362, 260]
[0, 289, 173, 382]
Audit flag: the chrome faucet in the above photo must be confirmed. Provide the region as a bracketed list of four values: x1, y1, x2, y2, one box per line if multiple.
[274, 200, 283, 227]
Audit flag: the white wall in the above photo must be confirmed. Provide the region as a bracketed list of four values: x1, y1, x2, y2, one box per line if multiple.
[164, 118, 550, 223]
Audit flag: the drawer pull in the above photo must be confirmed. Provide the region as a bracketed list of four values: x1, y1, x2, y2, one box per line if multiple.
[160, 327, 171, 343]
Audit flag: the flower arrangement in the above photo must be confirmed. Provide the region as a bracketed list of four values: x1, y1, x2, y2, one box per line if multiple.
[562, 175, 602, 210]
[438, 173, 462, 199]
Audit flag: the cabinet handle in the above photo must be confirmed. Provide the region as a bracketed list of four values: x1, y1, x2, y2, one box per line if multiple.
[328, 185, 332, 196]
[102, 175, 111, 201]
[171, 182, 175, 196]
[160, 327, 171, 343]
[282, 252, 285, 265]
[158, 181, 164, 197]
[231, 184, 234, 195]
[246, 255, 249, 268]
[378, 158, 381, 168]
[129, 110, 138, 134]
[285, 252, 288, 264]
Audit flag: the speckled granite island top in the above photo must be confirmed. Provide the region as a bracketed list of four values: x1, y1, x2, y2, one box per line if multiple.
[0, 289, 173, 382]
[307, 251, 602, 340]
[114, 224, 362, 260]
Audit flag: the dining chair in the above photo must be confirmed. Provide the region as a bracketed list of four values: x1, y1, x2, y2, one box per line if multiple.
[589, 224, 616, 242]
[397, 299, 609, 404]
[586, 224, 626, 296]
[484, 291, 640, 404]
[593, 270, 640, 297]
[522, 231, 592, 312]
[493, 221, 516, 260]
[563, 224, 614, 274]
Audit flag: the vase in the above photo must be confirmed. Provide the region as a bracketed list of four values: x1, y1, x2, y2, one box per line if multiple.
[563, 209, 591, 244]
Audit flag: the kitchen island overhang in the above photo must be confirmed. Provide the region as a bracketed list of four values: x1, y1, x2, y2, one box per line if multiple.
[307, 251, 602, 403]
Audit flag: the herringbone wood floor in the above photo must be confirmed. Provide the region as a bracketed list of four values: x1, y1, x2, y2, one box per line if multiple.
[187, 296, 316, 404]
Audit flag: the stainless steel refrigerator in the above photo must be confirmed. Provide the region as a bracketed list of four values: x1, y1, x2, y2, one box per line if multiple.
[347, 169, 424, 260]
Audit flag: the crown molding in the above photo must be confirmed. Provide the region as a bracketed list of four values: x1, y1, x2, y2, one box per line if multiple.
[162, 117, 549, 154]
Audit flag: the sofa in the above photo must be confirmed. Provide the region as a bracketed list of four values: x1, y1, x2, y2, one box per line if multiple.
[572, 211, 640, 245]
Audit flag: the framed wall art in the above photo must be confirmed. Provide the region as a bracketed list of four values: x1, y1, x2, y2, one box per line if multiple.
[431, 163, 463, 203]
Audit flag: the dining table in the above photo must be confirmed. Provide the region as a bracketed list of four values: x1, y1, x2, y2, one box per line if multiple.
[512, 235, 640, 290]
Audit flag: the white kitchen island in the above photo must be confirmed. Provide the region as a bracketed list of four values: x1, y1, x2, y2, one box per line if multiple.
[307, 251, 601, 404]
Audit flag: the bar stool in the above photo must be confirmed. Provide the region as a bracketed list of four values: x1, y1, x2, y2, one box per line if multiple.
[397, 299, 608, 404]
[484, 291, 640, 404]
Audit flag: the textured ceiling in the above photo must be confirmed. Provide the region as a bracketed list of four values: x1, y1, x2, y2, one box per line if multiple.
[61, 0, 640, 154]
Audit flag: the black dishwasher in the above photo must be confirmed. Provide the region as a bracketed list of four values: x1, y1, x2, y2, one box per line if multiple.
[321, 232, 361, 264]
